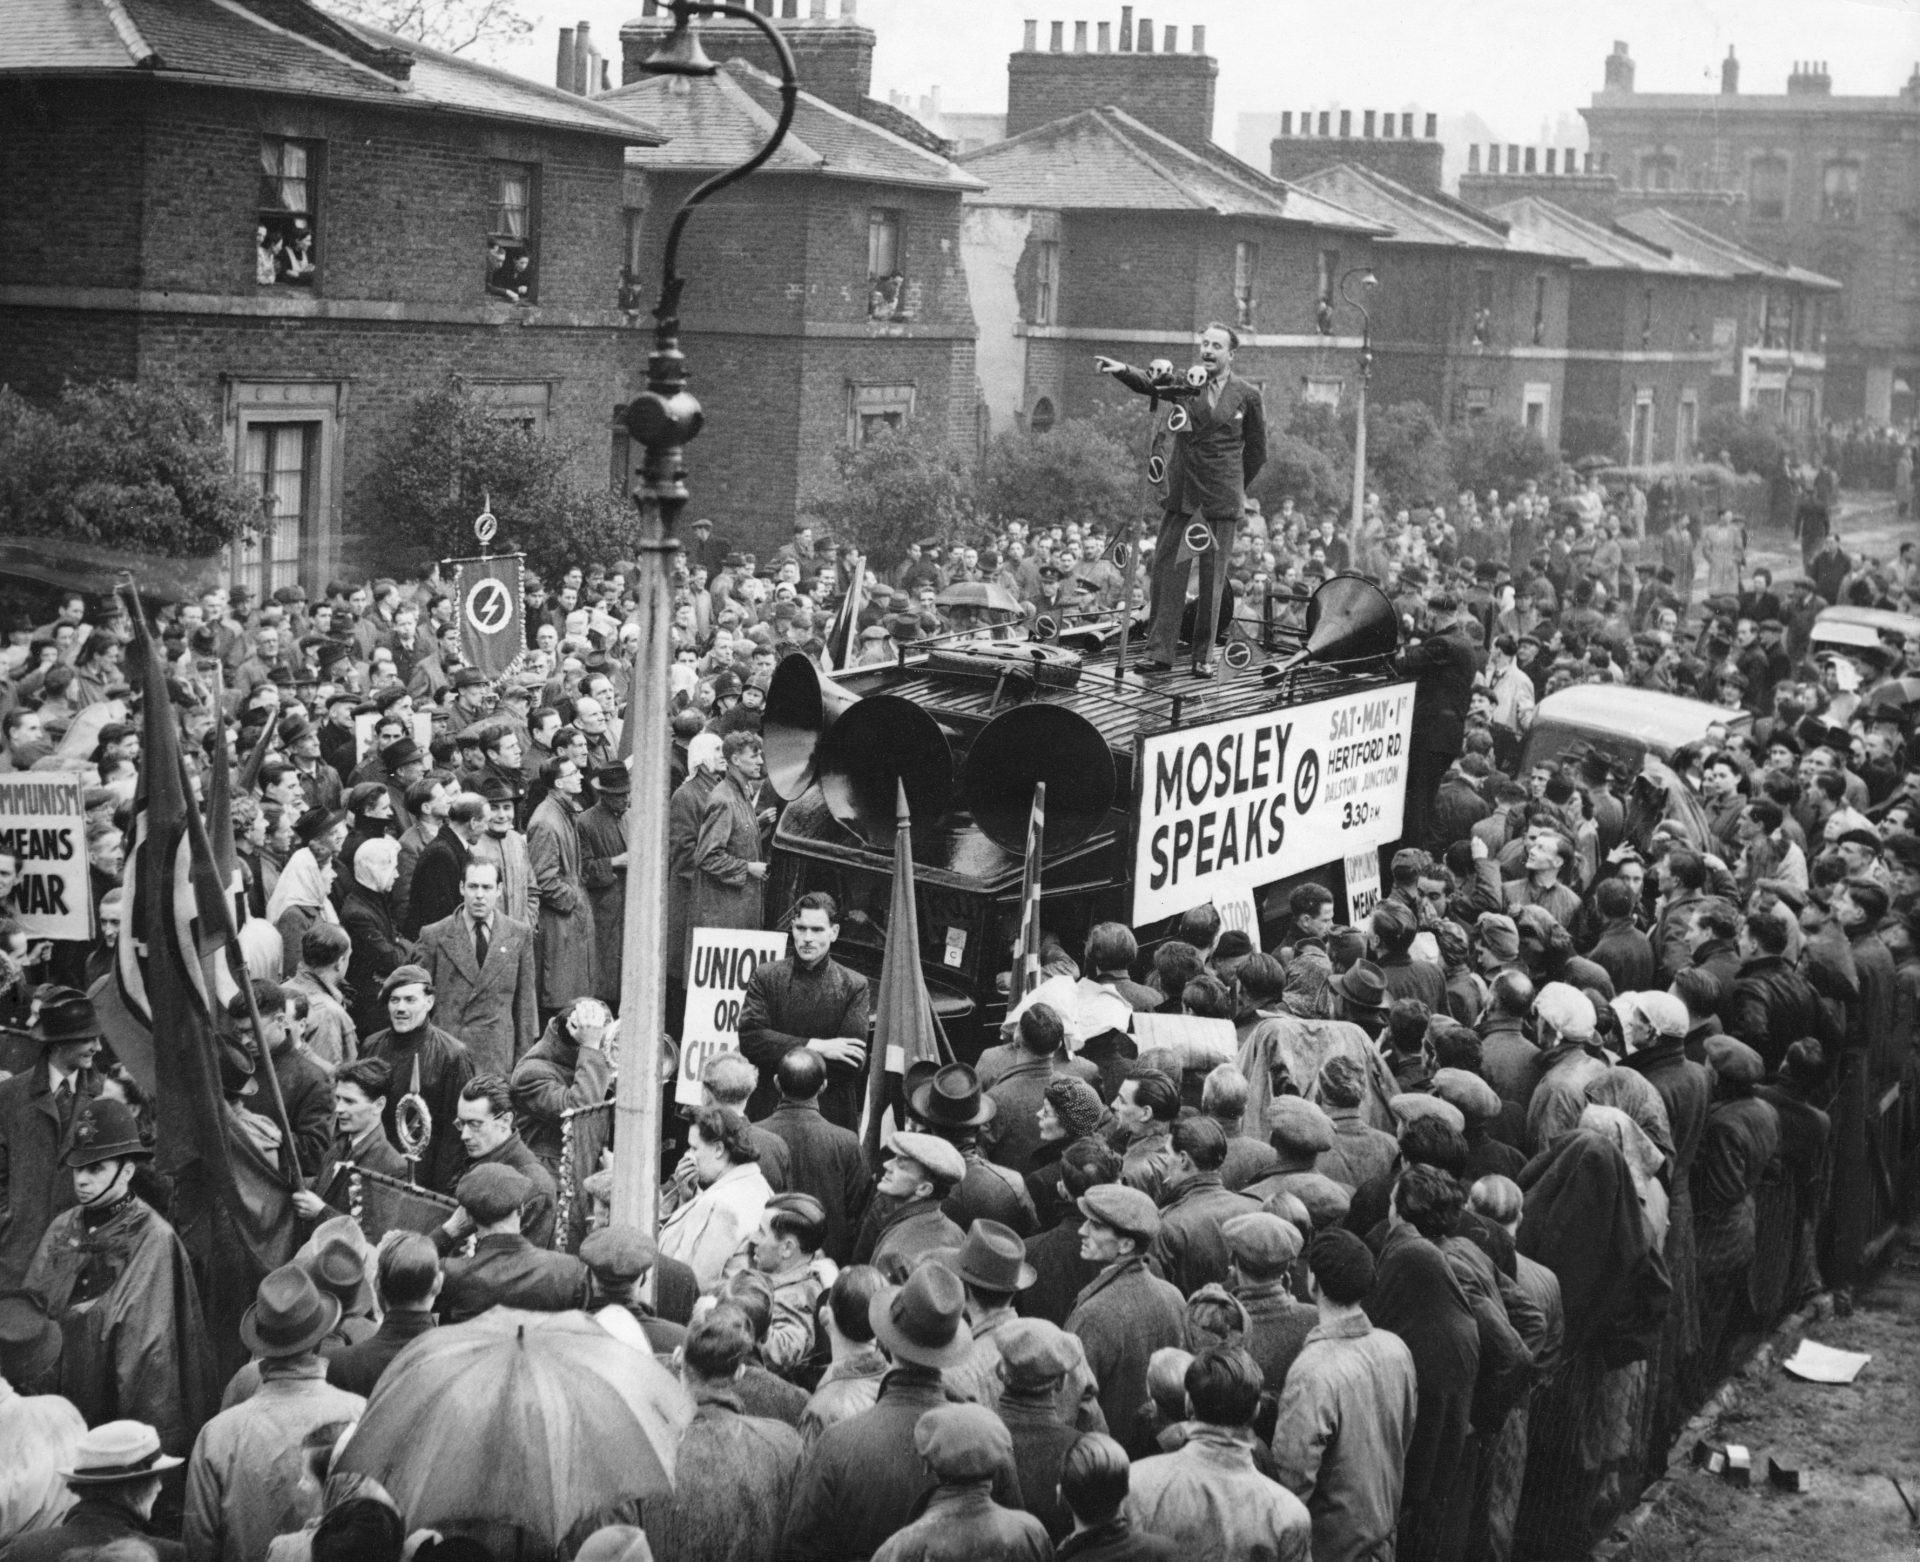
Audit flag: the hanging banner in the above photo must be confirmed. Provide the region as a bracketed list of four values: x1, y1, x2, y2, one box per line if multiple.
[676, 928, 789, 1107]
[449, 553, 525, 678]
[1131, 682, 1415, 926]
[0, 772, 94, 939]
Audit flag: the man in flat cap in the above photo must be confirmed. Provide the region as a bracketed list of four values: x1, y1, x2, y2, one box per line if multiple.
[582, 1224, 687, 1355]
[1222, 1211, 1318, 1393]
[360, 966, 476, 1195]
[436, 1163, 588, 1322]
[865, 1132, 966, 1282]
[990, 1318, 1088, 1545]
[871, 1403, 1051, 1562]
[1066, 1183, 1186, 1441]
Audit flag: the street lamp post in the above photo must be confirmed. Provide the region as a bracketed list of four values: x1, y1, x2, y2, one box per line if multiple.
[1340, 268, 1378, 541]
[610, 0, 798, 1235]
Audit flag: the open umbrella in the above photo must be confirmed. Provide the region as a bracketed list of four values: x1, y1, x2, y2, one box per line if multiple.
[1863, 677, 1920, 713]
[933, 580, 1022, 614]
[334, 1309, 693, 1551]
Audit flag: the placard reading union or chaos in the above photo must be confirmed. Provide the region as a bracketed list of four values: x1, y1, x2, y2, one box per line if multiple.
[0, 772, 94, 939]
[1131, 683, 1415, 926]
[676, 928, 789, 1107]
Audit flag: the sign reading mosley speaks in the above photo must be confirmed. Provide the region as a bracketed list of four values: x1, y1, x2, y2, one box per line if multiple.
[0, 772, 93, 939]
[1132, 683, 1416, 926]
[676, 928, 790, 1108]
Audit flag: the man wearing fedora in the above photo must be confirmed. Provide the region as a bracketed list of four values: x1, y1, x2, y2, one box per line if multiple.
[904, 1061, 1037, 1237]
[1065, 1183, 1186, 1444]
[0, 990, 104, 1288]
[24, 1097, 215, 1458]
[3, 1419, 186, 1561]
[184, 1264, 366, 1562]
[0, 1293, 85, 1545]
[863, 1131, 965, 1281]
[416, 858, 538, 1077]
[782, 1263, 1023, 1561]
[576, 762, 632, 1008]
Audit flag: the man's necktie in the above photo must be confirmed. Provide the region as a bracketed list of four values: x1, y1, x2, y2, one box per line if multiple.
[473, 920, 489, 969]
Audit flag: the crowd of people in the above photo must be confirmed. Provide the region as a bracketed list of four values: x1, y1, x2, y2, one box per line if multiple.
[0, 435, 1916, 1562]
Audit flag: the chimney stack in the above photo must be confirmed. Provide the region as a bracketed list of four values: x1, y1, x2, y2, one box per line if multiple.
[1006, 7, 1218, 148]
[1604, 39, 1635, 92]
[1721, 45, 1739, 94]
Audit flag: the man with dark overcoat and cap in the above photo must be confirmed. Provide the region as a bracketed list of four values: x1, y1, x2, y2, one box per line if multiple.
[0, 990, 105, 1289]
[863, 1131, 966, 1281]
[435, 1163, 589, 1321]
[582, 1223, 689, 1355]
[24, 1096, 216, 1457]
[782, 1263, 1024, 1561]
[1065, 1182, 1187, 1445]
[360, 965, 476, 1195]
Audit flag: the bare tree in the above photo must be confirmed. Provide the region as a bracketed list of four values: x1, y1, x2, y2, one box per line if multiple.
[328, 0, 534, 60]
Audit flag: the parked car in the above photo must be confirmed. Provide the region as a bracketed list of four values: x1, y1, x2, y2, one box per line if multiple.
[1809, 605, 1920, 667]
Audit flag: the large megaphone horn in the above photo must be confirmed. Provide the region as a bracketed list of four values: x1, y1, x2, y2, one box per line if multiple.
[963, 704, 1118, 856]
[1259, 574, 1402, 683]
[764, 653, 956, 846]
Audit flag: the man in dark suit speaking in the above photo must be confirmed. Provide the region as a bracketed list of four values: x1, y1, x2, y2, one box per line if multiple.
[1105, 323, 1266, 677]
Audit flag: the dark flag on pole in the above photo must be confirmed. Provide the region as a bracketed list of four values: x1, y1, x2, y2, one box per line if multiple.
[821, 557, 866, 673]
[861, 781, 951, 1169]
[450, 553, 526, 678]
[1007, 782, 1047, 1002]
[118, 589, 294, 1355]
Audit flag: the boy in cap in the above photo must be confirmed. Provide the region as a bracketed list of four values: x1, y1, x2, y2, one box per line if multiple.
[24, 1098, 215, 1457]
[1221, 1211, 1318, 1392]
[1066, 1183, 1186, 1444]
[866, 1132, 966, 1281]
[992, 1318, 1087, 1543]
[436, 1163, 588, 1321]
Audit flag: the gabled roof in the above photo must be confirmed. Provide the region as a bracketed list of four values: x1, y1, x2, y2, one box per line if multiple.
[606, 59, 983, 191]
[1482, 195, 1707, 275]
[1614, 207, 1843, 291]
[1291, 163, 1564, 258]
[0, 0, 662, 141]
[957, 106, 1388, 234]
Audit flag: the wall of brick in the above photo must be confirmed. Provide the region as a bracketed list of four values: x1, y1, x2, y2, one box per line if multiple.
[1006, 49, 1217, 149]
[1269, 135, 1444, 194]
[0, 85, 148, 290]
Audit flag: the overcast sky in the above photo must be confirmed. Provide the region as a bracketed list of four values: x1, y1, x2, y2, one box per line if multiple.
[510, 0, 1920, 153]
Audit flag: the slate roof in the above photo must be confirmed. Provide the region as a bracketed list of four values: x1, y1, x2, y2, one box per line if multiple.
[1614, 207, 1842, 291]
[606, 59, 983, 191]
[958, 107, 1386, 234]
[0, 0, 662, 141]
[1481, 195, 1707, 274]
[1292, 163, 1565, 257]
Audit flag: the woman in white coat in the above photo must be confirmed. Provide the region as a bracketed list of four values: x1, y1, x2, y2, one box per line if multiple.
[657, 1104, 773, 1292]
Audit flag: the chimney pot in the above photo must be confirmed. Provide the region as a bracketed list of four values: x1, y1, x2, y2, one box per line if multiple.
[1363, 110, 1376, 137]
[1339, 108, 1351, 137]
[840, 0, 855, 15]
[1422, 112, 1434, 138]
[1524, 146, 1536, 172]
[1097, 20, 1110, 50]
[1468, 143, 1480, 173]
[1381, 112, 1394, 139]
[1508, 144, 1521, 173]
[642, 0, 656, 13]
[1545, 149, 1556, 173]
[1191, 24, 1204, 53]
[812, 0, 827, 16]
[1318, 110, 1329, 135]
[1136, 17, 1152, 51]
[1023, 17, 1037, 48]
[1073, 19, 1087, 50]
[1281, 111, 1292, 134]
[556, 26, 573, 91]
[1049, 19, 1063, 50]
[1119, 4, 1131, 49]
[1162, 23, 1175, 52]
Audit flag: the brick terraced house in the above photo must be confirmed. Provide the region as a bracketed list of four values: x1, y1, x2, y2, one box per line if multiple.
[0, 0, 662, 587]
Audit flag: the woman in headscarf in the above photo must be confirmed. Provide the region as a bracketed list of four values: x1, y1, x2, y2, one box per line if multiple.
[267, 837, 340, 980]
[1514, 1127, 1670, 1560]
[1366, 1164, 1481, 1562]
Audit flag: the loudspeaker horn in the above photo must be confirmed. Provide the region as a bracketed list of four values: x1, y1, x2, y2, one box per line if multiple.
[963, 703, 1117, 857]
[1261, 575, 1403, 678]
[764, 653, 861, 801]
[764, 654, 958, 843]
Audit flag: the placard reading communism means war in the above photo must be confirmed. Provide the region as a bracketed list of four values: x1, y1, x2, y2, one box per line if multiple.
[1131, 683, 1416, 926]
[0, 772, 94, 939]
